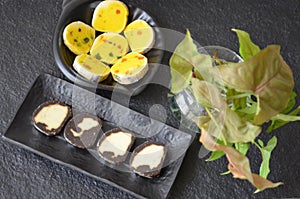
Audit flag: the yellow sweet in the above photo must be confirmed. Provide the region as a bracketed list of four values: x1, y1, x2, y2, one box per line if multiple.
[124, 19, 155, 54]
[90, 32, 129, 64]
[92, 0, 129, 33]
[111, 52, 148, 84]
[73, 54, 110, 82]
[63, 21, 95, 55]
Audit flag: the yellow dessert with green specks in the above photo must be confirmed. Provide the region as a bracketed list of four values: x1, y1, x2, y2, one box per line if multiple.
[73, 54, 110, 82]
[63, 21, 95, 55]
[92, 0, 129, 33]
[124, 20, 155, 54]
[111, 52, 148, 84]
[90, 32, 129, 64]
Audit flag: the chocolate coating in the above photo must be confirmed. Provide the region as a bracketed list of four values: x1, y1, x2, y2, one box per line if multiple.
[130, 141, 166, 178]
[64, 113, 102, 149]
[97, 128, 135, 164]
[32, 100, 71, 136]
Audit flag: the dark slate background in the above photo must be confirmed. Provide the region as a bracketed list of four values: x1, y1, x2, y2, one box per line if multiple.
[1, 0, 299, 198]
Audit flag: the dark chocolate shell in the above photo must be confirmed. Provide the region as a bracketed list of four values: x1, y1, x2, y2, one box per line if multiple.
[130, 141, 166, 178]
[32, 100, 71, 136]
[97, 128, 135, 164]
[64, 113, 102, 149]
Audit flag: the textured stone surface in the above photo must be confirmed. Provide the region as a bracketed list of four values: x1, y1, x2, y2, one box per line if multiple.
[0, 0, 299, 198]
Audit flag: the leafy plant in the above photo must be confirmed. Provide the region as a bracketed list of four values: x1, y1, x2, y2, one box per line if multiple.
[255, 136, 277, 179]
[169, 30, 212, 93]
[169, 28, 300, 192]
[231, 29, 260, 60]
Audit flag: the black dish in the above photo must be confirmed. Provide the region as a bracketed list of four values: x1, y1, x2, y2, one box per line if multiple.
[53, 0, 165, 96]
[3, 74, 192, 199]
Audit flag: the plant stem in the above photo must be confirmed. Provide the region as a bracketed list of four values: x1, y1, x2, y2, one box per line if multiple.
[227, 93, 250, 100]
[205, 107, 228, 145]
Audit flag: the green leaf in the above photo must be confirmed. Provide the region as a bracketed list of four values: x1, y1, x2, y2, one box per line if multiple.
[169, 30, 213, 93]
[235, 142, 250, 155]
[267, 106, 300, 132]
[192, 53, 213, 81]
[170, 64, 192, 93]
[255, 136, 278, 179]
[264, 136, 277, 151]
[169, 30, 198, 93]
[236, 102, 258, 122]
[206, 140, 232, 162]
[209, 45, 295, 125]
[232, 29, 260, 60]
[220, 170, 231, 175]
[257, 139, 264, 147]
[271, 111, 300, 122]
[282, 91, 297, 114]
[226, 88, 248, 111]
[206, 150, 225, 161]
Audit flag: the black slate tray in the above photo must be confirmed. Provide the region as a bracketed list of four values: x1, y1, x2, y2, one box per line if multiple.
[3, 74, 192, 199]
[53, 0, 165, 96]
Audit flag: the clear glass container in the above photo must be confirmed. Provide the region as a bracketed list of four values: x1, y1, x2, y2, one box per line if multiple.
[169, 46, 243, 133]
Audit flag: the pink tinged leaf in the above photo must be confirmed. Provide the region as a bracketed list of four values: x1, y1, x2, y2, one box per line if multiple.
[200, 129, 282, 191]
[209, 45, 294, 125]
[218, 145, 253, 180]
[252, 174, 283, 193]
[199, 124, 218, 151]
[221, 145, 283, 191]
[192, 78, 261, 143]
[190, 78, 226, 109]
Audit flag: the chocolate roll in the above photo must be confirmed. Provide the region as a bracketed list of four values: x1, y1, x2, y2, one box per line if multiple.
[97, 128, 135, 164]
[64, 113, 102, 149]
[32, 100, 71, 136]
[130, 141, 166, 178]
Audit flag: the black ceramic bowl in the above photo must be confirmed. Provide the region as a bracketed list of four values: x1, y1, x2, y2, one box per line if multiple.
[53, 0, 164, 96]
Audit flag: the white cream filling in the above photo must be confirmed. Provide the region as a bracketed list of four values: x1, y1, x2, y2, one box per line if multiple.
[131, 144, 165, 170]
[98, 132, 132, 158]
[70, 117, 100, 137]
[34, 104, 69, 131]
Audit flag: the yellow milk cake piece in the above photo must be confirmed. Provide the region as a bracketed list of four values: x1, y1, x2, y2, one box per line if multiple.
[63, 21, 95, 55]
[90, 32, 129, 64]
[92, 0, 129, 33]
[124, 19, 155, 54]
[73, 54, 110, 82]
[111, 52, 148, 84]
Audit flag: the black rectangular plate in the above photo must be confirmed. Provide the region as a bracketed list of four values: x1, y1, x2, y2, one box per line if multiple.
[3, 74, 192, 199]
